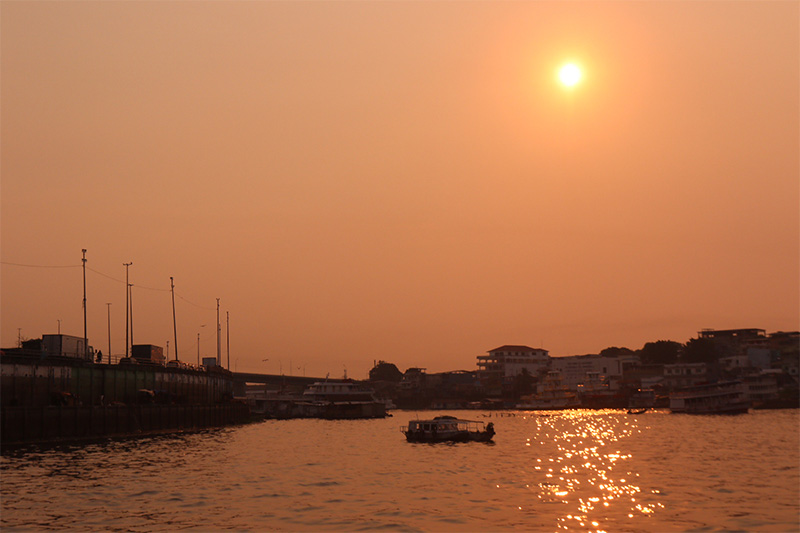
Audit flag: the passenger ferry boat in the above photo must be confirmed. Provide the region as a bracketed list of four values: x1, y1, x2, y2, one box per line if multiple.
[299, 380, 386, 419]
[516, 371, 580, 410]
[669, 381, 750, 414]
[401, 416, 495, 443]
[302, 380, 380, 402]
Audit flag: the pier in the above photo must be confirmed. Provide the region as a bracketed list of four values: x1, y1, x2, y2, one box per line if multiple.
[0, 353, 250, 447]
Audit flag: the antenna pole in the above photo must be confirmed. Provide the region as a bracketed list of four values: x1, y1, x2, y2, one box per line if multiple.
[216, 298, 221, 366]
[226, 311, 230, 370]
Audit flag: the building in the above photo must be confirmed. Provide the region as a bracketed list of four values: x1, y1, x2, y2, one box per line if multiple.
[662, 363, 708, 389]
[742, 372, 780, 406]
[699, 328, 767, 357]
[551, 354, 624, 391]
[476, 345, 550, 395]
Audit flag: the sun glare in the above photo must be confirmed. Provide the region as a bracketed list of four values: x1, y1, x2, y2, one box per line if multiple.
[559, 63, 582, 88]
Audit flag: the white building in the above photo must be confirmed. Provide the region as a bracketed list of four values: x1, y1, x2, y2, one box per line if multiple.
[551, 355, 623, 391]
[663, 363, 708, 388]
[476, 345, 550, 393]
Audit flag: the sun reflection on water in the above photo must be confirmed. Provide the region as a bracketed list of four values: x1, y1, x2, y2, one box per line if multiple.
[520, 410, 663, 531]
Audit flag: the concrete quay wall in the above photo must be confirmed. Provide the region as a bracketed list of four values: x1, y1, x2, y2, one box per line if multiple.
[1, 403, 250, 446]
[0, 356, 249, 446]
[1, 356, 233, 407]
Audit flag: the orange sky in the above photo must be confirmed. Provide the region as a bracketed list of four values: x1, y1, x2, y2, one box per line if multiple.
[2, 1, 798, 378]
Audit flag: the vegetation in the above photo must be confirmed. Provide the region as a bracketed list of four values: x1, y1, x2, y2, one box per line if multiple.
[368, 360, 403, 382]
[682, 337, 718, 364]
[600, 346, 635, 357]
[638, 340, 682, 365]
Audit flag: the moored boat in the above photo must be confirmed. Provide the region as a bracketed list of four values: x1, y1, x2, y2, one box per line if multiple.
[516, 371, 580, 410]
[401, 416, 495, 443]
[669, 381, 750, 414]
[628, 388, 656, 409]
[299, 379, 386, 419]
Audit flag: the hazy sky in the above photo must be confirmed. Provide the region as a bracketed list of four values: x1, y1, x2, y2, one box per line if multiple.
[2, 1, 798, 378]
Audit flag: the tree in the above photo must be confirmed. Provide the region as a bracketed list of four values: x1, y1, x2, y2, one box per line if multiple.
[638, 340, 682, 365]
[600, 347, 635, 357]
[682, 337, 718, 364]
[368, 361, 403, 382]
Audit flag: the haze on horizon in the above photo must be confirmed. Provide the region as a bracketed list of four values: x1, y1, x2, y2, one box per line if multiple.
[2, 1, 798, 379]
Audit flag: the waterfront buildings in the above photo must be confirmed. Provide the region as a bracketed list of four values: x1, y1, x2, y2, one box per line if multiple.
[662, 362, 709, 389]
[476, 345, 550, 396]
[550, 354, 629, 391]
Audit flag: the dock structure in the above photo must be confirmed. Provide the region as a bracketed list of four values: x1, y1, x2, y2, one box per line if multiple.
[230, 372, 321, 397]
[0, 353, 250, 446]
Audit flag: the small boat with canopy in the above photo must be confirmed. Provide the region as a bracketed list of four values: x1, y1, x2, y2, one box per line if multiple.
[401, 415, 495, 443]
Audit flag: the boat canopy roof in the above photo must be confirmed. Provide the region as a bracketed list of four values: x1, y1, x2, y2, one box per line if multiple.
[413, 416, 482, 424]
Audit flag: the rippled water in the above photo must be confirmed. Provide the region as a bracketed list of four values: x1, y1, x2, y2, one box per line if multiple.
[2, 409, 798, 531]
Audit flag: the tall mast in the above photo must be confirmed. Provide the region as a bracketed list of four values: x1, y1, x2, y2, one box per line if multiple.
[129, 283, 134, 349]
[82, 249, 88, 360]
[106, 303, 112, 364]
[226, 311, 230, 370]
[171, 276, 178, 361]
[123, 262, 132, 357]
[216, 298, 221, 366]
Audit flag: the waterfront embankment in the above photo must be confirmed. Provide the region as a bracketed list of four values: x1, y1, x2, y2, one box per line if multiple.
[0, 354, 249, 446]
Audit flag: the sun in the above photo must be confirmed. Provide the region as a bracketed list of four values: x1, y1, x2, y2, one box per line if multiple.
[558, 63, 582, 88]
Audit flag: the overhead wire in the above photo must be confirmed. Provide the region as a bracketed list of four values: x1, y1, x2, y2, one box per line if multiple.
[4, 260, 216, 310]
[85, 267, 169, 292]
[1, 261, 79, 268]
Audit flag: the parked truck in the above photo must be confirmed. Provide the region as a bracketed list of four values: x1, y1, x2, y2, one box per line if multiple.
[131, 344, 165, 365]
[42, 334, 91, 360]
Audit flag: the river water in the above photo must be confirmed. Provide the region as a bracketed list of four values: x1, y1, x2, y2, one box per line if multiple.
[2, 409, 798, 532]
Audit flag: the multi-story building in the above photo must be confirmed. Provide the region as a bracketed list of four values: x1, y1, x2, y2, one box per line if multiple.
[476, 345, 550, 395]
[742, 372, 780, 406]
[663, 362, 708, 389]
[698, 328, 767, 357]
[551, 354, 624, 391]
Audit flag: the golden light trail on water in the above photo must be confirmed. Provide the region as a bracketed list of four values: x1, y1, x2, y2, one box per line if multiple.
[519, 410, 664, 532]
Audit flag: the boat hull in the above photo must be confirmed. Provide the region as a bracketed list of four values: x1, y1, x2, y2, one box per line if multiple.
[402, 416, 495, 443]
[674, 401, 750, 415]
[403, 429, 494, 443]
